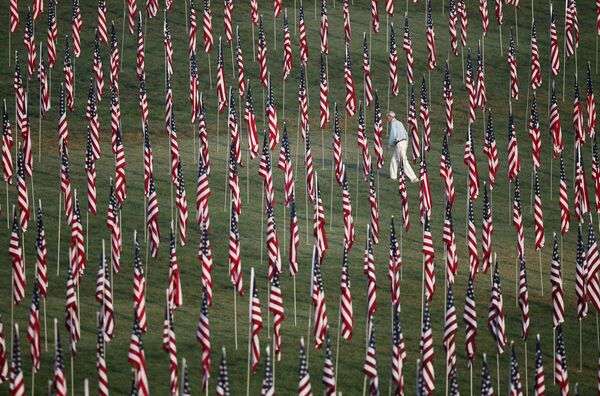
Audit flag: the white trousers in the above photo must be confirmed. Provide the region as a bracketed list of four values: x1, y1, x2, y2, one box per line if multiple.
[389, 140, 417, 181]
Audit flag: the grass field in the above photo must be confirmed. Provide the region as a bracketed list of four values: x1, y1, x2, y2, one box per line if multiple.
[1, 0, 599, 394]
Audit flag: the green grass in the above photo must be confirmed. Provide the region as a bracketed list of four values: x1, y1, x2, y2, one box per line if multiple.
[0, 0, 599, 394]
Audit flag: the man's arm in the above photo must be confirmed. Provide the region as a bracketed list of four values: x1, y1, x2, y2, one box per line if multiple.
[388, 121, 398, 147]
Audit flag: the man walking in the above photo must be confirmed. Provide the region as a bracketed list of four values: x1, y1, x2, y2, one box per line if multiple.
[387, 111, 418, 182]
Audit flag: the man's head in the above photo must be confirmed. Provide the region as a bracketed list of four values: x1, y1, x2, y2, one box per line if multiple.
[386, 111, 395, 123]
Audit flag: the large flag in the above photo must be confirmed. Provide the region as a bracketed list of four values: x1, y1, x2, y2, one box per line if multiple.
[464, 277, 477, 367]
[197, 291, 210, 390]
[269, 271, 285, 359]
[443, 199, 458, 284]
[340, 246, 353, 340]
[312, 246, 329, 349]
[245, 83, 259, 159]
[444, 285, 458, 382]
[402, 14, 414, 84]
[392, 309, 406, 396]
[530, 21, 542, 91]
[363, 35, 373, 107]
[423, 215, 436, 301]
[508, 28, 519, 100]
[363, 320, 379, 395]
[249, 270, 263, 373]
[420, 300, 435, 395]
[426, 0, 437, 70]
[488, 260, 507, 354]
[389, 24, 399, 96]
[443, 61, 454, 135]
[298, 338, 312, 396]
[517, 257, 530, 341]
[420, 77, 431, 151]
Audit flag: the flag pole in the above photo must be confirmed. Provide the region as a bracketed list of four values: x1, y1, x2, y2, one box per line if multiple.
[562, 0, 568, 100]
[38, 43, 43, 163]
[230, 198, 239, 351]
[524, 340, 529, 395]
[334, 294, 341, 387]
[538, 249, 544, 296]
[121, 0, 126, 68]
[252, 22, 256, 63]
[224, 88, 232, 212]
[553, 327, 556, 384]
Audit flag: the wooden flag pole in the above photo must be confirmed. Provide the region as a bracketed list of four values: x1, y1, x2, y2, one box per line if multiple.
[121, 1, 126, 68]
[514, 7, 519, 44]
[524, 341, 529, 395]
[562, 0, 568, 100]
[252, 23, 256, 63]
[538, 249, 544, 295]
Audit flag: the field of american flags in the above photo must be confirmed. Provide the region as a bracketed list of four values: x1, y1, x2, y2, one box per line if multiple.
[2, 0, 600, 394]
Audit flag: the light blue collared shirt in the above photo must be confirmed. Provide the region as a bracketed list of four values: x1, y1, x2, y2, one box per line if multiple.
[388, 118, 408, 147]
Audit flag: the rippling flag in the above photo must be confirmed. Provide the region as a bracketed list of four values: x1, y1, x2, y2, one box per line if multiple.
[426, 1, 436, 70]
[389, 24, 399, 96]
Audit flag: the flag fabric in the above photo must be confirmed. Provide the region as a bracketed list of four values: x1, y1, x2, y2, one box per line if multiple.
[283, 11, 292, 81]
[203, 0, 213, 53]
[551, 233, 565, 328]
[136, 14, 145, 80]
[259, 133, 275, 209]
[2, 103, 14, 184]
[24, 11, 37, 80]
[481, 185, 493, 274]
[229, 203, 243, 295]
[566, 0, 579, 59]
[363, 320, 379, 395]
[128, 315, 149, 396]
[555, 325, 570, 395]
[344, 44, 357, 117]
[464, 126, 479, 200]
[16, 148, 29, 233]
[529, 94, 542, 169]
[133, 233, 147, 333]
[476, 41, 486, 110]
[420, 77, 432, 151]
[228, 142, 242, 216]
[419, 153, 432, 223]
[533, 169, 545, 250]
[443, 61, 454, 135]
[322, 333, 336, 396]
[423, 215, 436, 301]
[84, 132, 97, 217]
[403, 15, 414, 84]
[312, 246, 329, 349]
[488, 260, 507, 354]
[189, 52, 199, 122]
[459, 0, 468, 47]
[466, 50, 477, 124]
[392, 309, 406, 396]
[96, 318, 109, 396]
[14, 53, 26, 132]
[262, 347, 274, 395]
[9, 210, 25, 306]
[289, 195, 300, 277]
[398, 162, 410, 231]
[389, 217, 402, 307]
[250, 272, 263, 373]
[99, 252, 115, 342]
[494, 0, 503, 25]
[216, 348, 231, 396]
[243, 83, 259, 159]
[574, 76, 586, 148]
[463, 277, 477, 367]
[342, 173, 355, 251]
[26, 284, 41, 373]
[534, 336, 546, 396]
[443, 199, 458, 284]
[588, 64, 597, 139]
[35, 206, 47, 298]
[320, 0, 328, 54]
[305, 128, 315, 204]
[142, 122, 153, 197]
[444, 285, 458, 381]
[594, 138, 600, 212]
[517, 257, 530, 341]
[513, 177, 525, 258]
[358, 103, 372, 180]
[480, 0, 489, 34]
[550, 82, 563, 158]
[332, 105, 345, 186]
[575, 146, 590, 222]
[510, 342, 524, 396]
[368, 169, 379, 245]
[298, 3, 308, 66]
[258, 16, 268, 89]
[344, 0, 351, 42]
[53, 326, 67, 396]
[10, 325, 25, 396]
[60, 143, 73, 226]
[9, 0, 19, 33]
[200, 223, 214, 306]
[587, 218, 600, 312]
[507, 108, 521, 182]
[467, 197, 479, 278]
[38, 45, 49, 119]
[420, 300, 435, 395]
[65, 266, 80, 355]
[363, 232, 377, 319]
[167, 224, 183, 311]
[146, 175, 160, 258]
[93, 34, 104, 104]
[371, 0, 379, 33]
[267, 76, 280, 150]
[409, 86, 420, 163]
[313, 173, 329, 260]
[266, 203, 282, 281]
[277, 126, 295, 208]
[530, 21, 542, 91]
[550, 6, 560, 76]
[70, 193, 86, 283]
[559, 154, 570, 236]
[197, 291, 211, 390]
[223, 0, 233, 44]
[449, 0, 458, 55]
[484, 111, 498, 189]
[508, 28, 519, 100]
[426, 0, 437, 70]
[269, 271, 284, 358]
[389, 24, 399, 96]
[86, 80, 101, 163]
[374, 93, 384, 170]
[340, 245, 353, 340]
[146, 0, 158, 18]
[298, 338, 312, 396]
[363, 36, 374, 106]
[217, 38, 227, 113]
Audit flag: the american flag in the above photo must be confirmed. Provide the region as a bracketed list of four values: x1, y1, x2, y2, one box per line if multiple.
[167, 224, 183, 311]
[10, 325, 24, 396]
[299, 3, 308, 66]
[9, 210, 25, 306]
[320, 0, 328, 54]
[216, 348, 231, 396]
[182, 361, 191, 396]
[507, 108, 521, 182]
[423, 214, 437, 301]
[162, 306, 179, 396]
[27, 284, 41, 373]
[565, 0, 579, 59]
[409, 86, 420, 163]
[449, 0, 458, 55]
[340, 245, 353, 340]
[534, 335, 546, 396]
[507, 28, 519, 100]
[35, 206, 48, 298]
[142, 122, 153, 197]
[550, 82, 563, 158]
[97, 0, 108, 46]
[458, 0, 468, 47]
[266, 203, 282, 281]
[14, 53, 26, 133]
[71, 0, 83, 58]
[420, 300, 435, 395]
[228, 143, 242, 216]
[389, 24, 399, 96]
[517, 257, 530, 341]
[550, 233, 565, 328]
[128, 315, 149, 396]
[240, 83, 257, 156]
[595, 138, 600, 211]
[559, 155, 570, 235]
[332, 105, 345, 185]
[106, 181, 121, 274]
[258, 16, 268, 89]
[342, 173, 355, 251]
[494, 0, 503, 24]
[133, 233, 147, 333]
[110, 86, 121, 154]
[357, 103, 372, 180]
[588, 64, 597, 138]
[100, 250, 115, 342]
[488, 260, 507, 354]
[168, 106, 179, 185]
[267, 76, 280, 150]
[344, 44, 357, 117]
[392, 309, 407, 395]
[274, 0, 282, 17]
[249, 270, 263, 373]
[176, 163, 188, 247]
[24, 11, 37, 80]
[58, 85, 70, 151]
[87, 81, 101, 162]
[216, 37, 227, 113]
[229, 90, 242, 165]
[85, 132, 97, 217]
[480, 354, 494, 396]
[189, 0, 197, 57]
[464, 277, 477, 367]
[322, 333, 336, 396]
[197, 291, 210, 390]
[555, 326, 570, 395]
[481, 185, 493, 274]
[190, 52, 199, 122]
[464, 126, 479, 200]
[38, 45, 49, 119]
[574, 73, 586, 148]
[250, 0, 259, 26]
[278, 125, 295, 207]
[313, 173, 328, 260]
[363, 35, 373, 107]
[419, 153, 432, 223]
[113, 129, 127, 204]
[426, 0, 437, 70]
[466, 50, 477, 124]
[298, 338, 312, 396]
[300, 64, 311, 136]
[363, 231, 377, 318]
[443, 61, 454, 135]
[2, 103, 13, 184]
[344, 0, 351, 42]
[398, 163, 411, 232]
[146, 0, 158, 18]
[262, 347, 274, 395]
[533, 169, 545, 250]
[444, 285, 458, 381]
[289, 198, 300, 276]
[65, 265, 80, 355]
[389, 217, 401, 306]
[587, 218, 600, 312]
[510, 343, 524, 396]
[126, 0, 138, 34]
[146, 175, 160, 258]
[420, 77, 432, 152]
[305, 128, 315, 203]
[16, 148, 29, 233]
[386, 0, 394, 15]
[550, 6, 560, 76]
[373, 93, 384, 171]
[9, 0, 18, 33]
[200, 223, 214, 306]
[403, 15, 414, 84]
[259, 133, 275, 208]
[466, 197, 479, 278]
[368, 169, 379, 244]
[363, 320, 379, 395]
[60, 143, 73, 226]
[203, 0, 213, 53]
[139, 77, 149, 126]
[269, 271, 285, 358]
[223, 0, 233, 44]
[476, 42, 487, 109]
[70, 192, 86, 283]
[53, 326, 67, 396]
[440, 134, 455, 205]
[443, 199, 457, 284]
[283, 11, 293, 81]
[575, 146, 590, 222]
[371, 0, 379, 33]
[229, 203, 243, 295]
[96, 318, 109, 396]
[480, 0, 489, 34]
[62, 40, 74, 112]
[513, 176, 525, 257]
[530, 21, 542, 92]
[47, 1, 58, 68]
